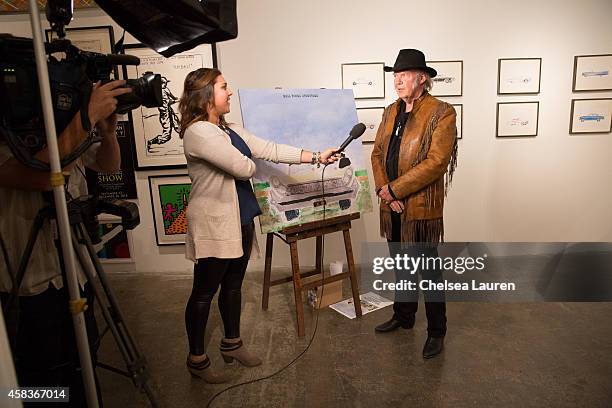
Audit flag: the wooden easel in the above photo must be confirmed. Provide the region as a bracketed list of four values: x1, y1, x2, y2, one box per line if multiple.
[261, 213, 363, 337]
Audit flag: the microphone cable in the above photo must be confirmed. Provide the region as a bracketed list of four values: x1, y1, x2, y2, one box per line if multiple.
[206, 161, 332, 408]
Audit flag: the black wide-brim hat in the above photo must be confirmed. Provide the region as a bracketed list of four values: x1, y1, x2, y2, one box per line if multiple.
[384, 49, 437, 78]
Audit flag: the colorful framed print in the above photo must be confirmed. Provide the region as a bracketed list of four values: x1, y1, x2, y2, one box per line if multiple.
[148, 174, 192, 245]
[497, 58, 542, 95]
[341, 62, 385, 99]
[452, 104, 463, 140]
[572, 54, 612, 92]
[95, 215, 134, 264]
[496, 102, 539, 138]
[427, 60, 463, 97]
[356, 107, 384, 142]
[569, 98, 612, 134]
[124, 43, 216, 169]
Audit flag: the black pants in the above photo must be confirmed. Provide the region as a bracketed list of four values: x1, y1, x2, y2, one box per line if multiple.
[1, 283, 101, 408]
[185, 223, 254, 356]
[389, 212, 447, 338]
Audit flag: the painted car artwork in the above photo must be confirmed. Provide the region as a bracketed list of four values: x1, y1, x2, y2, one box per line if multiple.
[579, 113, 606, 122]
[581, 70, 609, 77]
[239, 88, 374, 233]
[268, 167, 359, 221]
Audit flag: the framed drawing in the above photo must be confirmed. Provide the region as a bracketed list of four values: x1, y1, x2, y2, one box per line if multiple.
[497, 58, 542, 94]
[452, 104, 463, 140]
[341, 62, 385, 99]
[45, 25, 118, 79]
[356, 107, 384, 142]
[569, 98, 612, 134]
[427, 60, 463, 97]
[148, 174, 192, 246]
[496, 102, 539, 137]
[124, 43, 216, 169]
[572, 54, 612, 92]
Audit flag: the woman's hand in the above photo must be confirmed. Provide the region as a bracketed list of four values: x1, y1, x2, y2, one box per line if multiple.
[320, 147, 341, 164]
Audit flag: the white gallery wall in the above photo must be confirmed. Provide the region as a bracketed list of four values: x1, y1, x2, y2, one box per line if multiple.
[1, 0, 611, 274]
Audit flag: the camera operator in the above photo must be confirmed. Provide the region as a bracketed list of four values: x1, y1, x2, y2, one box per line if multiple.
[0, 80, 131, 407]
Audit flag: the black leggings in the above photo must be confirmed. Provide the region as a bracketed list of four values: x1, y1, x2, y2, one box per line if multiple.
[185, 223, 254, 356]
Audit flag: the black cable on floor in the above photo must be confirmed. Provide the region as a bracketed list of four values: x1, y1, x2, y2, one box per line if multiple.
[205, 162, 332, 408]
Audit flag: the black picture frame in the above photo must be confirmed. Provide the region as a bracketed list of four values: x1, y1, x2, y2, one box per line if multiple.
[452, 104, 463, 140]
[569, 98, 612, 134]
[427, 60, 463, 97]
[572, 54, 612, 92]
[122, 43, 217, 170]
[496, 101, 539, 138]
[148, 173, 192, 246]
[497, 57, 542, 95]
[341, 62, 386, 99]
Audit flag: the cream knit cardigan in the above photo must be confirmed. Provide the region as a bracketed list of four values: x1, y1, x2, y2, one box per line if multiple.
[183, 121, 303, 262]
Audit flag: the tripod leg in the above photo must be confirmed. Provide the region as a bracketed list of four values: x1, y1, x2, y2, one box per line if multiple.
[72, 224, 160, 408]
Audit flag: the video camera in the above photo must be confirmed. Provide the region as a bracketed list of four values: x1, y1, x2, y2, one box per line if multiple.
[0, 33, 162, 171]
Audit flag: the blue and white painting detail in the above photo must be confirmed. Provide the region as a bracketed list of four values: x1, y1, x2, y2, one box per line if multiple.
[239, 88, 373, 233]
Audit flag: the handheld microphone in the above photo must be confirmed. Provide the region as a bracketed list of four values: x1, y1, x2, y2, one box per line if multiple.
[336, 123, 366, 153]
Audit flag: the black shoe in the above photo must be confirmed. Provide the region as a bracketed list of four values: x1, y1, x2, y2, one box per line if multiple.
[422, 336, 444, 359]
[374, 318, 414, 333]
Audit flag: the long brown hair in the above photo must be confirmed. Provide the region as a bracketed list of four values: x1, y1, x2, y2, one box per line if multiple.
[178, 67, 227, 138]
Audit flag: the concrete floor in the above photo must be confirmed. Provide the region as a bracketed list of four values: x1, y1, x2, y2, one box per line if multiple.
[94, 270, 612, 408]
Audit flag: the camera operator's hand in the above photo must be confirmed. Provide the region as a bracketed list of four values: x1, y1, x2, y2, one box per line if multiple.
[88, 80, 132, 128]
[97, 113, 118, 139]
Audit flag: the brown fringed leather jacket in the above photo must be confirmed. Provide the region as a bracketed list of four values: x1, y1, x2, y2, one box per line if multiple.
[371, 92, 458, 244]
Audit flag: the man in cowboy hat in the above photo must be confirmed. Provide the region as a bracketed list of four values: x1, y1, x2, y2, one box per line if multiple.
[371, 48, 458, 359]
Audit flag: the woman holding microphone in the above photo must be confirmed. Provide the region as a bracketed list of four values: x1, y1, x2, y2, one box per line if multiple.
[179, 68, 338, 383]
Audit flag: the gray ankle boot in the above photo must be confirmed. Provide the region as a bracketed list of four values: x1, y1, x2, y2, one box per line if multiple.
[186, 355, 229, 383]
[220, 339, 262, 367]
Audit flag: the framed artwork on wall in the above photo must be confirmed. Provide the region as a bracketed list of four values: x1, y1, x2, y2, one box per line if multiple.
[124, 43, 217, 169]
[452, 104, 463, 139]
[427, 60, 463, 97]
[569, 98, 612, 134]
[148, 174, 192, 246]
[497, 58, 542, 94]
[356, 107, 384, 142]
[496, 102, 539, 138]
[572, 54, 612, 92]
[95, 215, 134, 264]
[341, 62, 385, 99]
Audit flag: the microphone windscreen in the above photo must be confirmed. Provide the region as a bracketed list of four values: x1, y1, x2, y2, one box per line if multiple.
[350, 123, 367, 139]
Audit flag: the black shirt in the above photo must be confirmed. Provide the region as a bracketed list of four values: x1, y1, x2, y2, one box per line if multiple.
[386, 100, 410, 184]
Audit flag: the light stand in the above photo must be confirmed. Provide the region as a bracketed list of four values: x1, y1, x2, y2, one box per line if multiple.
[26, 0, 99, 406]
